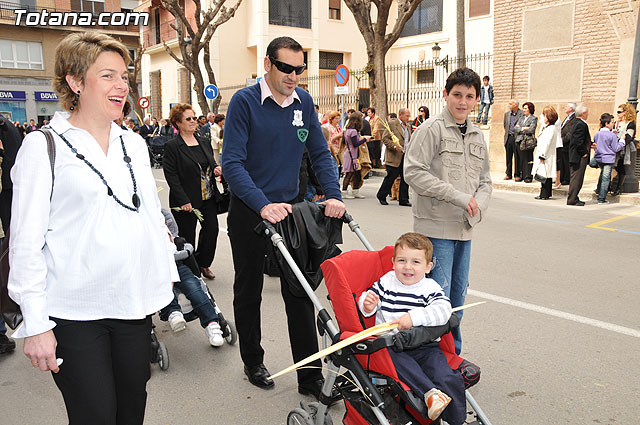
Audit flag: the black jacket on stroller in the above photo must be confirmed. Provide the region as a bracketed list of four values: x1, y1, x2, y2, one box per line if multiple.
[257, 201, 343, 298]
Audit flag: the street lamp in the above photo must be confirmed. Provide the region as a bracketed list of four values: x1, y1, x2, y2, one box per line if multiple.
[432, 43, 448, 72]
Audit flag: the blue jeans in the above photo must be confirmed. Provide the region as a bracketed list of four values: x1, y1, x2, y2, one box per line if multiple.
[596, 163, 614, 202]
[476, 103, 490, 124]
[160, 263, 218, 328]
[427, 238, 471, 355]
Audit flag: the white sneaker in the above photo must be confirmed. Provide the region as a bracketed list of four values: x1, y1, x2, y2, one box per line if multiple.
[168, 311, 186, 333]
[425, 388, 451, 420]
[205, 321, 224, 347]
[341, 189, 354, 199]
[352, 189, 365, 198]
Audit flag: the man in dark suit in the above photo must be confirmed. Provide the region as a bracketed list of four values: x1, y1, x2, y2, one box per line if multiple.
[377, 107, 412, 206]
[503, 100, 523, 180]
[0, 114, 22, 233]
[567, 105, 591, 206]
[24, 118, 38, 133]
[558, 102, 576, 186]
[139, 117, 154, 142]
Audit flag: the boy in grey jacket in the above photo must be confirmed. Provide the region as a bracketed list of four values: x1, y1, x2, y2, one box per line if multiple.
[404, 68, 492, 354]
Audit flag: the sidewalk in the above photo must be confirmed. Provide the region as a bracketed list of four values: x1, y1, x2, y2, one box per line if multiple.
[368, 168, 640, 206]
[490, 172, 640, 206]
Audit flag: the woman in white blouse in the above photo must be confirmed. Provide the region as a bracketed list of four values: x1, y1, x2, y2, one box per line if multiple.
[8, 32, 177, 424]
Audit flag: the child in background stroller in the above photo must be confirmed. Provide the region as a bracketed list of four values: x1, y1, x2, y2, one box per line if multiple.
[147, 135, 168, 168]
[358, 233, 465, 424]
[158, 209, 236, 347]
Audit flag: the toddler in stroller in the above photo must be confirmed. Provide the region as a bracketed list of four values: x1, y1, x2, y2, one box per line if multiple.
[358, 233, 465, 424]
[158, 209, 230, 347]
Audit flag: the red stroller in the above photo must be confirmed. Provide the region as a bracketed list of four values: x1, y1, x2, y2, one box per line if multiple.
[260, 209, 491, 425]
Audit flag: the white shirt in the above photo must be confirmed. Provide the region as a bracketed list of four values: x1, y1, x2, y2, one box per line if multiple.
[9, 111, 178, 338]
[482, 85, 490, 104]
[259, 74, 300, 108]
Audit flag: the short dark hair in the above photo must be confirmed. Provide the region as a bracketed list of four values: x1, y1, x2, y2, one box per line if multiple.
[347, 108, 356, 114]
[444, 67, 481, 98]
[600, 112, 614, 128]
[122, 100, 131, 117]
[483, 75, 490, 81]
[214, 113, 225, 124]
[523, 102, 535, 115]
[266, 36, 303, 60]
[345, 111, 363, 131]
[367, 107, 376, 114]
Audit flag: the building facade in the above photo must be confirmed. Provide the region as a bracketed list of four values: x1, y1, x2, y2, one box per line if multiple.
[139, 0, 493, 120]
[489, 0, 640, 173]
[0, 0, 141, 125]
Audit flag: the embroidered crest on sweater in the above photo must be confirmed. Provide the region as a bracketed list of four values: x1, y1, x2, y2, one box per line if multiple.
[297, 128, 309, 143]
[292, 110, 304, 127]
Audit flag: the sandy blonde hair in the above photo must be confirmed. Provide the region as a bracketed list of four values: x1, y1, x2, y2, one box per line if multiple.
[393, 232, 433, 263]
[53, 32, 130, 112]
[618, 103, 636, 123]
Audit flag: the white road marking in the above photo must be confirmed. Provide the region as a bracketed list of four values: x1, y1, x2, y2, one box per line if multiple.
[468, 289, 640, 338]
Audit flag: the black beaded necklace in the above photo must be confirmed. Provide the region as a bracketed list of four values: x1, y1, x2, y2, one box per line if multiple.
[51, 128, 140, 212]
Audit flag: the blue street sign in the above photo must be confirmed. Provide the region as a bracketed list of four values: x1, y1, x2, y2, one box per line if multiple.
[204, 84, 219, 100]
[0, 90, 26, 101]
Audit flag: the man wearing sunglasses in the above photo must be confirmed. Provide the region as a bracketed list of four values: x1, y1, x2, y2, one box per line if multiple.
[222, 36, 345, 399]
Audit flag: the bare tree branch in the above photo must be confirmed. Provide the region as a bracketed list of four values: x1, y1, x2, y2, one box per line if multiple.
[160, 0, 243, 114]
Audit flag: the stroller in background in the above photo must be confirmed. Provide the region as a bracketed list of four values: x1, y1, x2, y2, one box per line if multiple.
[150, 233, 237, 372]
[259, 209, 491, 425]
[147, 135, 168, 168]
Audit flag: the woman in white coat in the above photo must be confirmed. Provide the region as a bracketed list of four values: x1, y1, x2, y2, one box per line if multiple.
[532, 106, 559, 200]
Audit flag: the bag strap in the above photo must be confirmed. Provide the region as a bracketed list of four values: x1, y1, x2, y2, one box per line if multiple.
[39, 127, 56, 199]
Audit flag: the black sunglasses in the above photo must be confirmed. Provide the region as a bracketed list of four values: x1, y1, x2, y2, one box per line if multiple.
[617, 110, 624, 114]
[269, 57, 306, 75]
[183, 116, 197, 122]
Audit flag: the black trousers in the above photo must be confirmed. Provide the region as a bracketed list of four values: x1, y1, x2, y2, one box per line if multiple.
[539, 177, 553, 198]
[557, 147, 570, 185]
[172, 197, 218, 270]
[377, 158, 409, 203]
[227, 195, 321, 385]
[51, 316, 152, 425]
[0, 189, 11, 233]
[519, 144, 534, 181]
[505, 135, 520, 178]
[568, 156, 589, 204]
[367, 139, 382, 167]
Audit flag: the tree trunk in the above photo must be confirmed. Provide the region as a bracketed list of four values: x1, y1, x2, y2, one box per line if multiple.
[456, 0, 466, 68]
[203, 44, 221, 113]
[369, 49, 389, 120]
[190, 62, 209, 115]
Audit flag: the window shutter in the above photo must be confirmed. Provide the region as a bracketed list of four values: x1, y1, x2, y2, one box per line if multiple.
[329, 0, 341, 9]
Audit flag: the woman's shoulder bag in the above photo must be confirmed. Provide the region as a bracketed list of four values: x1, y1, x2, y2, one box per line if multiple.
[0, 128, 55, 329]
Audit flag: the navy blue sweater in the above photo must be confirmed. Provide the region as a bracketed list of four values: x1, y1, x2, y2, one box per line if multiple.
[222, 84, 341, 213]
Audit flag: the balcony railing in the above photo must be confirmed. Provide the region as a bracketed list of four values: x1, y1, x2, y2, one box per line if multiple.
[142, 16, 196, 49]
[1, 1, 140, 32]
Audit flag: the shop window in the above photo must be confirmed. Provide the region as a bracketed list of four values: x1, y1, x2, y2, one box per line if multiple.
[0, 40, 43, 70]
[319, 51, 343, 70]
[468, 0, 490, 18]
[400, 0, 443, 38]
[329, 0, 341, 20]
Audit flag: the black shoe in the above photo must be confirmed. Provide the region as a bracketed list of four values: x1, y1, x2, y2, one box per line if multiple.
[534, 196, 549, 200]
[377, 196, 388, 205]
[244, 364, 275, 389]
[569, 200, 585, 206]
[298, 378, 342, 405]
[399, 201, 412, 207]
[612, 189, 621, 196]
[0, 333, 16, 354]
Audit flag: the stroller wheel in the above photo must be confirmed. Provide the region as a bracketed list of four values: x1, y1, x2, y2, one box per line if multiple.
[157, 341, 170, 371]
[300, 401, 333, 425]
[224, 320, 238, 345]
[287, 408, 313, 425]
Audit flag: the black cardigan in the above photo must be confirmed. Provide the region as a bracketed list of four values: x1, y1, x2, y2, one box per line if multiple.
[162, 133, 220, 209]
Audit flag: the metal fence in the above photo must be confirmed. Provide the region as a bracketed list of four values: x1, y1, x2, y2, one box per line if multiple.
[217, 53, 492, 120]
